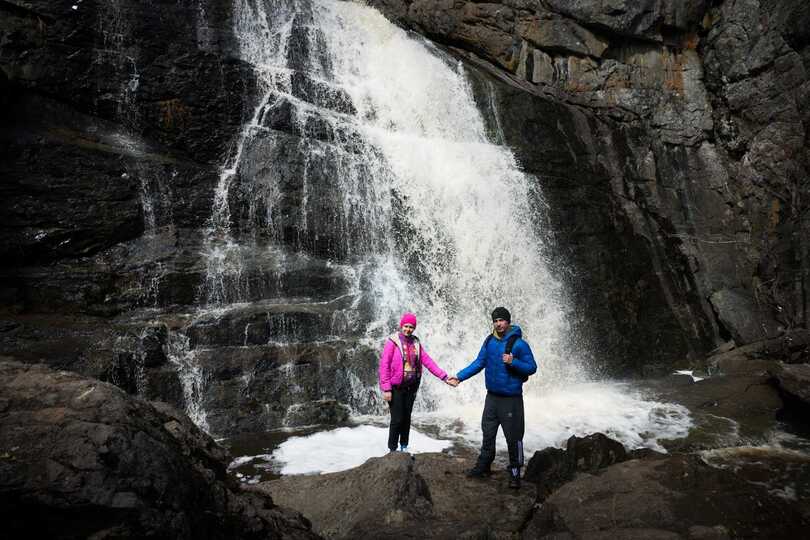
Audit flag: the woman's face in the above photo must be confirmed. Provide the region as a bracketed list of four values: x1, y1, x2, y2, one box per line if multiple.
[401, 323, 415, 336]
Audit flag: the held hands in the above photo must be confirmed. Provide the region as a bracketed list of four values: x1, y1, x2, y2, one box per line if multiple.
[502, 353, 513, 365]
[383, 391, 392, 402]
[445, 376, 460, 387]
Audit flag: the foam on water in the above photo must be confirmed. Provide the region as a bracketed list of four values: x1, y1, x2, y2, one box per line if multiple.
[418, 381, 693, 453]
[231, 382, 690, 476]
[270, 425, 451, 475]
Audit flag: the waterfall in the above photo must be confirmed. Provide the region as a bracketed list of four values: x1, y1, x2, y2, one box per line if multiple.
[209, 0, 583, 405]
[166, 332, 210, 432]
[199, 0, 691, 452]
[311, 3, 583, 401]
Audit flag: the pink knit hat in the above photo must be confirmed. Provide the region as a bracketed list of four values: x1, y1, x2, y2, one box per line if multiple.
[399, 312, 417, 328]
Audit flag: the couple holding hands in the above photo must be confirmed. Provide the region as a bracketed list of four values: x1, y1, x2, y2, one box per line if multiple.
[378, 307, 537, 489]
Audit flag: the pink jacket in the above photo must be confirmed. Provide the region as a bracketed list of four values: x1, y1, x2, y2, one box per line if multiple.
[379, 334, 448, 392]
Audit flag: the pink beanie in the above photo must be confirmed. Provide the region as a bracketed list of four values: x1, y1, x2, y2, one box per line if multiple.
[399, 312, 417, 328]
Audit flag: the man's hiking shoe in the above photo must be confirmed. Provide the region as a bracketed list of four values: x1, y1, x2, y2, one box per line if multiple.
[466, 466, 491, 478]
[508, 468, 521, 489]
[399, 444, 409, 453]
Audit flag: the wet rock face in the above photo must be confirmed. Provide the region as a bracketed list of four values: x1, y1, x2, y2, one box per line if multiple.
[0, 0, 377, 437]
[368, 0, 810, 371]
[0, 0, 253, 314]
[0, 361, 319, 540]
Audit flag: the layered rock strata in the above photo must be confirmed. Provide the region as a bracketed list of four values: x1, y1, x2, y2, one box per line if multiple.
[0, 0, 380, 437]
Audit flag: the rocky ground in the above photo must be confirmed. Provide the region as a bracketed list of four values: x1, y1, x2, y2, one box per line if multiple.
[259, 331, 810, 540]
[0, 360, 319, 540]
[260, 440, 810, 539]
[3, 336, 810, 539]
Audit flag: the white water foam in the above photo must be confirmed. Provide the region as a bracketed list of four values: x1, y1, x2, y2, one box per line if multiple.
[416, 382, 693, 453]
[240, 382, 690, 475]
[271, 425, 450, 475]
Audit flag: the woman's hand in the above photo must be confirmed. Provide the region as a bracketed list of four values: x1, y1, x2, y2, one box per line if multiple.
[383, 391, 392, 402]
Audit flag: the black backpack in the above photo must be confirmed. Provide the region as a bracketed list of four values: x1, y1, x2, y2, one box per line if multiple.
[483, 333, 529, 382]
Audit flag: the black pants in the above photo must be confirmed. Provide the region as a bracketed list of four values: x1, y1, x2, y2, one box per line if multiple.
[476, 393, 525, 471]
[387, 383, 420, 451]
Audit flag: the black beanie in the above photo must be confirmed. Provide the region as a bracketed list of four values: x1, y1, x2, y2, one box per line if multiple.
[491, 307, 511, 322]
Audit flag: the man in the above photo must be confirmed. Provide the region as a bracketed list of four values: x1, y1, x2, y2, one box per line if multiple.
[452, 307, 536, 489]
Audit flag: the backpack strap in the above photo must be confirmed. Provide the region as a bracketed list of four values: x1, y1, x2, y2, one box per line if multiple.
[505, 334, 520, 355]
[484, 333, 520, 354]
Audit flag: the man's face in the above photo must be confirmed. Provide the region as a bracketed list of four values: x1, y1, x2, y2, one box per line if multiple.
[493, 318, 510, 335]
[401, 323, 415, 336]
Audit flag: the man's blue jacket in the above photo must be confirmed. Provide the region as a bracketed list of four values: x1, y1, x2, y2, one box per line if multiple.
[457, 324, 536, 396]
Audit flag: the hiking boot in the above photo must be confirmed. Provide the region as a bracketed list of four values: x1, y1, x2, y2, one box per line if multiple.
[508, 468, 521, 489]
[399, 444, 409, 453]
[466, 466, 491, 478]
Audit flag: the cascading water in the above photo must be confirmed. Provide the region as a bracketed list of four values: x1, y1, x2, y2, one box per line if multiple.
[205, 0, 691, 470]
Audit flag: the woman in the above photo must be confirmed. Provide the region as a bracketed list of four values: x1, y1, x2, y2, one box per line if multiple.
[379, 312, 454, 452]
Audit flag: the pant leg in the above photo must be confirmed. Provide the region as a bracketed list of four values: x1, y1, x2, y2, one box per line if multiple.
[398, 383, 420, 447]
[387, 387, 407, 451]
[498, 395, 525, 470]
[476, 394, 500, 470]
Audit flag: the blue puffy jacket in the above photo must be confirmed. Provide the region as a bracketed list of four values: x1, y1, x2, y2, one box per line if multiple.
[457, 325, 536, 396]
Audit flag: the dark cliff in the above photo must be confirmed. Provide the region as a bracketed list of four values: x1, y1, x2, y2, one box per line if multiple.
[1, 0, 808, 431]
[369, 0, 810, 372]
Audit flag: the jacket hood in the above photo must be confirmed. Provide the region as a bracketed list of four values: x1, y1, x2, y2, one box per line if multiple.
[495, 324, 522, 340]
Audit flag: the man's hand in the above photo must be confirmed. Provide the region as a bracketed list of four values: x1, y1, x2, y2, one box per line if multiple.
[502, 353, 513, 365]
[445, 377, 460, 387]
[383, 391, 392, 402]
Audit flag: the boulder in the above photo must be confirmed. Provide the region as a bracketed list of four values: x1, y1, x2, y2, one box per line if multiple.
[525, 433, 629, 500]
[709, 289, 783, 345]
[262, 452, 534, 539]
[707, 330, 810, 375]
[526, 454, 810, 538]
[0, 361, 319, 540]
[769, 362, 810, 409]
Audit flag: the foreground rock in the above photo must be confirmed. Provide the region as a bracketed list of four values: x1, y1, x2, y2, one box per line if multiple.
[527, 453, 810, 539]
[259, 431, 810, 539]
[525, 433, 632, 500]
[0, 361, 319, 540]
[261, 452, 534, 539]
